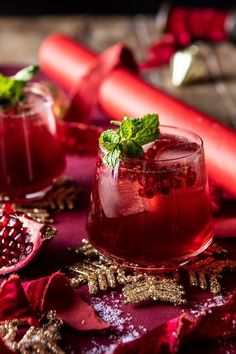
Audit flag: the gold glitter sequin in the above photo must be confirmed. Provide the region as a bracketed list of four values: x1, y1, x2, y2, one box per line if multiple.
[67, 240, 236, 304]
[123, 275, 185, 305]
[185, 257, 236, 294]
[0, 177, 80, 223]
[0, 317, 65, 354]
[22, 177, 80, 212]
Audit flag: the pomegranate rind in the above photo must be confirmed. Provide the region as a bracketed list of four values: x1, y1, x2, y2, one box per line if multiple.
[0, 212, 56, 275]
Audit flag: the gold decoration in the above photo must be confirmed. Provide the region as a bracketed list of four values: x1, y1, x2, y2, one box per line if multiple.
[15, 207, 53, 224]
[67, 239, 186, 305]
[41, 225, 58, 240]
[171, 44, 209, 86]
[0, 317, 65, 354]
[0, 177, 80, 223]
[122, 274, 185, 305]
[23, 177, 80, 211]
[203, 242, 228, 256]
[184, 257, 236, 294]
[0, 319, 20, 351]
[67, 240, 236, 305]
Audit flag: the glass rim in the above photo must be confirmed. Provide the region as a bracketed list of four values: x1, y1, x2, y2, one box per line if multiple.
[0, 82, 53, 118]
[99, 124, 203, 164]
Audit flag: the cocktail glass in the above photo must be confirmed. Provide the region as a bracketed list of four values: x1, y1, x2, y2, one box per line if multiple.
[86, 125, 213, 270]
[0, 82, 65, 201]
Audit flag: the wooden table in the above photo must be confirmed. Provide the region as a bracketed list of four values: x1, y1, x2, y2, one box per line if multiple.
[1, 15, 236, 127]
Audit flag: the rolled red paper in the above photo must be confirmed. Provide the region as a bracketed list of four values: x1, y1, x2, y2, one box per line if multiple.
[39, 34, 236, 197]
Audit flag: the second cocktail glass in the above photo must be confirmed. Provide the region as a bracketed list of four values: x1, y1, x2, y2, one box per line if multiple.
[0, 82, 65, 201]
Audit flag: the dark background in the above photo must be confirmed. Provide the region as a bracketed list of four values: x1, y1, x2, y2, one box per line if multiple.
[0, 1, 234, 15]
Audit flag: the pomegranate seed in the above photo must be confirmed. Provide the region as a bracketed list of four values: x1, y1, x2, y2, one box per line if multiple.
[2, 203, 15, 215]
[24, 242, 33, 255]
[7, 218, 16, 227]
[186, 170, 197, 186]
[13, 219, 22, 230]
[146, 148, 156, 160]
[14, 234, 25, 243]
[1, 238, 8, 246]
[17, 243, 26, 252]
[1, 216, 10, 227]
[10, 258, 18, 265]
[10, 250, 18, 257]
[2, 228, 10, 239]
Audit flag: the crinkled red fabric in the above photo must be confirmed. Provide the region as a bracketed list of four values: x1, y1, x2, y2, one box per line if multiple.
[24, 272, 111, 331]
[141, 7, 229, 70]
[0, 337, 15, 354]
[0, 275, 37, 326]
[64, 43, 138, 123]
[114, 290, 236, 354]
[0, 273, 110, 331]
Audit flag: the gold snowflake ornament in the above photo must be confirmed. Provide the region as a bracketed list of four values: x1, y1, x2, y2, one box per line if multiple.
[67, 240, 236, 305]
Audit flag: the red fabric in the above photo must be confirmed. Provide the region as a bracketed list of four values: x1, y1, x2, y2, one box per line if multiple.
[64, 43, 138, 123]
[0, 273, 110, 331]
[0, 338, 15, 354]
[114, 290, 236, 354]
[0, 275, 36, 326]
[141, 7, 229, 70]
[24, 272, 111, 331]
[214, 217, 236, 238]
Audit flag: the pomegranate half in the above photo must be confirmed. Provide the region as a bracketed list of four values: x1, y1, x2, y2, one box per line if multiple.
[0, 204, 56, 274]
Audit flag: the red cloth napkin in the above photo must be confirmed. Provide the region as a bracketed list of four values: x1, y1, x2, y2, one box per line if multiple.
[114, 289, 236, 354]
[0, 272, 110, 331]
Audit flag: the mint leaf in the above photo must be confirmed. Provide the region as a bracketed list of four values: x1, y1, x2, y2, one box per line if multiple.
[100, 113, 159, 169]
[110, 120, 121, 127]
[103, 148, 121, 169]
[132, 114, 159, 145]
[122, 140, 144, 157]
[0, 75, 25, 109]
[119, 116, 141, 140]
[99, 129, 120, 151]
[0, 65, 39, 110]
[13, 65, 39, 81]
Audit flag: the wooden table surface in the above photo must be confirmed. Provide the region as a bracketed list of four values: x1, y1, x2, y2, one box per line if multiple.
[1, 15, 236, 128]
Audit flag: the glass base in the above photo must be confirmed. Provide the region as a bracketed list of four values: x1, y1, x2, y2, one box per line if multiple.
[90, 236, 213, 273]
[0, 182, 55, 204]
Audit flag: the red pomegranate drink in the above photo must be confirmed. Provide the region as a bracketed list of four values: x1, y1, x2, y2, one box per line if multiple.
[0, 80, 65, 201]
[87, 117, 213, 270]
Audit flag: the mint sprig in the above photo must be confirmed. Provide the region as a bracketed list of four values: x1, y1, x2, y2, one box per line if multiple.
[0, 65, 39, 110]
[99, 114, 159, 169]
